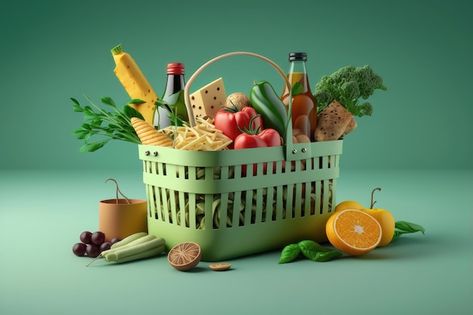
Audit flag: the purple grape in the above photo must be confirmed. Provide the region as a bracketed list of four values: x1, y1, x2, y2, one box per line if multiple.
[100, 242, 111, 252]
[110, 238, 120, 245]
[72, 243, 87, 257]
[86, 244, 101, 258]
[91, 231, 105, 246]
[80, 231, 92, 244]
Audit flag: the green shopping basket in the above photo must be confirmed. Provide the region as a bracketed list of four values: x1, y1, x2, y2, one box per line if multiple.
[139, 51, 343, 261]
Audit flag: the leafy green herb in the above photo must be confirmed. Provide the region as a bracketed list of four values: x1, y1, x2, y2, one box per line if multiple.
[314, 65, 386, 117]
[393, 220, 425, 240]
[314, 250, 343, 262]
[71, 97, 142, 152]
[279, 240, 343, 264]
[155, 91, 188, 129]
[279, 244, 301, 264]
[298, 240, 342, 262]
[291, 81, 304, 96]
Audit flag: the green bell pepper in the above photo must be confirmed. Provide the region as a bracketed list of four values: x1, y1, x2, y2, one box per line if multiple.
[249, 81, 288, 138]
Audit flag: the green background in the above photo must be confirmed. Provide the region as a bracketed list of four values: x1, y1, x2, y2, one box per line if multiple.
[1, 1, 472, 315]
[0, 0, 472, 170]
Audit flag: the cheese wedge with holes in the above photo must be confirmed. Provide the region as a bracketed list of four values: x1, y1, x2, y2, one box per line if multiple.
[111, 44, 158, 124]
[190, 78, 226, 119]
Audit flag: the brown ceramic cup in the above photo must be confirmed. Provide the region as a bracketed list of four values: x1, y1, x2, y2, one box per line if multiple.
[99, 199, 147, 241]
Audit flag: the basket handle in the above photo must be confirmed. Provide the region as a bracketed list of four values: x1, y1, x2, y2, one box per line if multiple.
[184, 51, 296, 159]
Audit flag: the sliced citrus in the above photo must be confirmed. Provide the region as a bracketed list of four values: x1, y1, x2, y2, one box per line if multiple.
[326, 209, 381, 256]
[168, 242, 202, 271]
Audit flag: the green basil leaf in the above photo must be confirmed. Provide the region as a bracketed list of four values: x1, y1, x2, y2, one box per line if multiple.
[279, 244, 301, 264]
[291, 81, 304, 96]
[101, 97, 116, 107]
[80, 140, 108, 152]
[298, 240, 327, 260]
[129, 98, 145, 105]
[395, 221, 425, 234]
[314, 250, 343, 262]
[123, 105, 145, 120]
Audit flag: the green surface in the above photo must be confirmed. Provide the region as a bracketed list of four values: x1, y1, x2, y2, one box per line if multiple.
[0, 169, 472, 314]
[0, 0, 472, 170]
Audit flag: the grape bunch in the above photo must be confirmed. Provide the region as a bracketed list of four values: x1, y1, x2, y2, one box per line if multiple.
[72, 231, 120, 258]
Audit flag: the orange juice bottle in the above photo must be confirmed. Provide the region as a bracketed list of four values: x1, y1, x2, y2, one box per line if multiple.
[282, 52, 317, 141]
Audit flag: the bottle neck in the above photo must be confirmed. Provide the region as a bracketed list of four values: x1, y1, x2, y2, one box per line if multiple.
[288, 60, 310, 93]
[163, 74, 185, 97]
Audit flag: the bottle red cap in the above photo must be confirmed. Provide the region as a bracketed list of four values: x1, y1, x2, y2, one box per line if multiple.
[167, 63, 184, 75]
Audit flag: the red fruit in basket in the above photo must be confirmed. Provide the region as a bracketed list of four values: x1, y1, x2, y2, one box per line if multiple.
[80, 231, 92, 244]
[91, 231, 105, 245]
[110, 238, 120, 245]
[86, 244, 101, 258]
[100, 242, 111, 252]
[72, 243, 87, 257]
[258, 128, 282, 147]
[214, 106, 263, 147]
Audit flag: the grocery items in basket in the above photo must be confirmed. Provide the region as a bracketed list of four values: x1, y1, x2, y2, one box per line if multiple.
[99, 178, 148, 241]
[190, 77, 226, 119]
[88, 233, 165, 265]
[208, 262, 232, 271]
[155, 62, 188, 129]
[131, 117, 173, 146]
[282, 52, 318, 141]
[168, 242, 202, 271]
[111, 44, 158, 124]
[250, 80, 288, 139]
[225, 92, 250, 110]
[154, 178, 333, 230]
[314, 65, 386, 119]
[73, 230, 116, 258]
[314, 101, 354, 141]
[161, 117, 232, 151]
[279, 240, 342, 264]
[326, 209, 382, 256]
[214, 105, 263, 145]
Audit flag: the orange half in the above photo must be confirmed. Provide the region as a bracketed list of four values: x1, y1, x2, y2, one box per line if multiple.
[326, 209, 382, 256]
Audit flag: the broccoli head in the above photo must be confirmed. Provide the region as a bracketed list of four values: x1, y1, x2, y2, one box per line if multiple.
[314, 65, 386, 117]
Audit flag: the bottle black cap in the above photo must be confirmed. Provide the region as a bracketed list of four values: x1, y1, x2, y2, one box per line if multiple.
[289, 52, 307, 61]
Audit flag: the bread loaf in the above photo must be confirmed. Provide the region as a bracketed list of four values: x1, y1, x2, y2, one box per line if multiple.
[314, 101, 352, 141]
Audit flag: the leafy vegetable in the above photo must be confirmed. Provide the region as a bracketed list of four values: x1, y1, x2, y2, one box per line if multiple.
[71, 97, 142, 152]
[314, 65, 386, 117]
[393, 220, 425, 240]
[279, 240, 342, 264]
[279, 244, 301, 264]
[313, 250, 343, 262]
[155, 91, 187, 129]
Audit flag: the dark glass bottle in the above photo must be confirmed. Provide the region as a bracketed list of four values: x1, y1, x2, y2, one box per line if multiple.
[154, 63, 188, 128]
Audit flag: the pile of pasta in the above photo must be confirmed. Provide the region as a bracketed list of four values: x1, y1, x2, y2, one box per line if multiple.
[131, 117, 232, 151]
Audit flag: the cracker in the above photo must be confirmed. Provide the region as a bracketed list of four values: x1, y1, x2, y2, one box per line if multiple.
[314, 101, 352, 141]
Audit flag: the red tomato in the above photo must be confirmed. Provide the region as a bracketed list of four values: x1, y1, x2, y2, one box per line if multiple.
[234, 128, 281, 176]
[234, 134, 267, 150]
[258, 128, 282, 147]
[214, 106, 263, 148]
